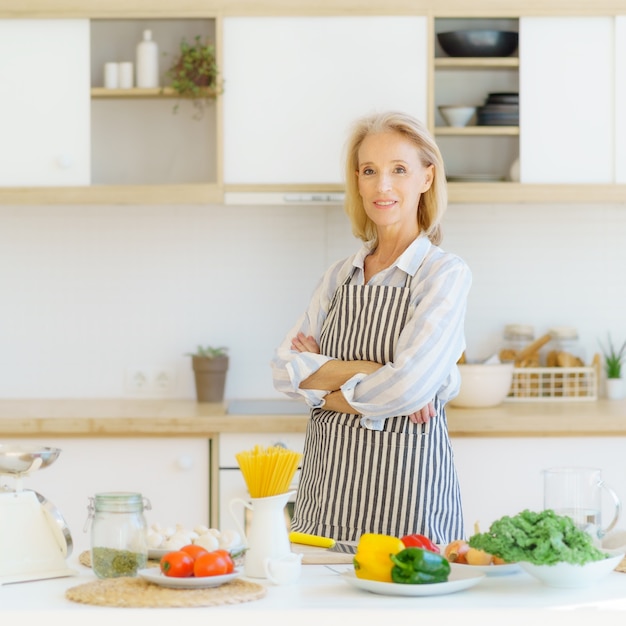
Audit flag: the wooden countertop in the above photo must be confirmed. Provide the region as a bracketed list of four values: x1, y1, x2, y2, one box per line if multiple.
[0, 398, 625, 437]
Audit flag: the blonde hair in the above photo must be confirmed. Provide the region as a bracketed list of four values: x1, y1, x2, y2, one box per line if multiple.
[343, 110, 447, 246]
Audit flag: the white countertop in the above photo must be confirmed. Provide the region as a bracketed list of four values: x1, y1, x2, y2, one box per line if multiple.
[4, 552, 626, 625]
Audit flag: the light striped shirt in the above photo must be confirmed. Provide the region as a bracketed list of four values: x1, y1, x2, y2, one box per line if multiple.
[270, 234, 472, 421]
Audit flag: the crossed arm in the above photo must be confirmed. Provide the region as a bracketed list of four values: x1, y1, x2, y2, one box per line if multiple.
[291, 332, 436, 424]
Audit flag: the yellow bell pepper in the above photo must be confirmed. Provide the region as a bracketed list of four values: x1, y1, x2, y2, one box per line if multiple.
[353, 533, 406, 582]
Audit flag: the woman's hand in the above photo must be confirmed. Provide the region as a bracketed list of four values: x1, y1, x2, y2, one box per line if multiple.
[408, 401, 436, 424]
[291, 332, 320, 354]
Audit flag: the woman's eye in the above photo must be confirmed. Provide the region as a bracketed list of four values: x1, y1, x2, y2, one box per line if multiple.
[394, 166, 407, 174]
[362, 167, 374, 175]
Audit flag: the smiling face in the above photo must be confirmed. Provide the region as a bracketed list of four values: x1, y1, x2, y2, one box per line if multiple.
[356, 130, 434, 240]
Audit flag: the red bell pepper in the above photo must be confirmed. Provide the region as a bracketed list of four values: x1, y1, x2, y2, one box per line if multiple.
[400, 533, 440, 554]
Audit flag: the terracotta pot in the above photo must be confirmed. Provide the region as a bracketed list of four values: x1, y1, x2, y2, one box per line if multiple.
[192, 355, 229, 402]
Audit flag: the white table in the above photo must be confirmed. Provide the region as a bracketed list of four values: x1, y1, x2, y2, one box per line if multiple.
[3, 554, 626, 625]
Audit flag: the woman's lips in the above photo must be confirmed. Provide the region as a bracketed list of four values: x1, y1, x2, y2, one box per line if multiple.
[374, 200, 397, 208]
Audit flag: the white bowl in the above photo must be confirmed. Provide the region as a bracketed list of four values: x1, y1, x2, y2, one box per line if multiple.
[439, 105, 477, 127]
[520, 553, 624, 588]
[449, 362, 514, 408]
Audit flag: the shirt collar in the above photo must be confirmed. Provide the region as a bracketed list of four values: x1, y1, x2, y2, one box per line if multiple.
[352, 233, 431, 276]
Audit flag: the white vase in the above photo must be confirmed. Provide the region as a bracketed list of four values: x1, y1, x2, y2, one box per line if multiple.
[606, 378, 624, 400]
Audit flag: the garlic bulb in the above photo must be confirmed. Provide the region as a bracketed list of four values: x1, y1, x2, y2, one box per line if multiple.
[194, 532, 219, 551]
[218, 529, 242, 549]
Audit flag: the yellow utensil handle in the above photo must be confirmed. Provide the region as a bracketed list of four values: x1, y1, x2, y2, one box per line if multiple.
[289, 531, 336, 548]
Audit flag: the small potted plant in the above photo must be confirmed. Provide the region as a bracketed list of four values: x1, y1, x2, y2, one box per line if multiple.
[599, 334, 626, 399]
[165, 35, 222, 119]
[188, 345, 229, 403]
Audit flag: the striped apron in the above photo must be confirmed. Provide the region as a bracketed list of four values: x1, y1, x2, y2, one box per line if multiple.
[290, 271, 464, 544]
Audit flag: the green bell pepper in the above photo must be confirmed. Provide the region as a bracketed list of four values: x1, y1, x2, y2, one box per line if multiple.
[390, 547, 451, 584]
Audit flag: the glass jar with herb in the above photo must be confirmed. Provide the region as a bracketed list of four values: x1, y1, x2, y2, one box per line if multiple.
[86, 492, 151, 578]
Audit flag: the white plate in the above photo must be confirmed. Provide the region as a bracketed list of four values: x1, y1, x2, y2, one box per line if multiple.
[452, 562, 520, 576]
[147, 548, 171, 560]
[341, 565, 485, 597]
[138, 567, 241, 589]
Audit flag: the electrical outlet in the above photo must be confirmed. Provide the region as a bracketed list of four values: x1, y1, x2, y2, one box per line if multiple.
[152, 368, 176, 394]
[124, 368, 150, 394]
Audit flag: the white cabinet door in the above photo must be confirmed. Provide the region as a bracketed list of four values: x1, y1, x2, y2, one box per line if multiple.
[222, 16, 428, 185]
[452, 436, 626, 539]
[519, 17, 613, 183]
[0, 20, 90, 186]
[3, 438, 209, 555]
[615, 17, 626, 183]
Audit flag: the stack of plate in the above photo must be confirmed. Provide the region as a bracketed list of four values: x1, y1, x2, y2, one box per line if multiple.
[477, 92, 519, 126]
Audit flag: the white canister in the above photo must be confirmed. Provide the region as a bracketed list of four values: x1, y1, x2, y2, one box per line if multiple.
[104, 62, 119, 89]
[118, 62, 134, 89]
[136, 29, 159, 88]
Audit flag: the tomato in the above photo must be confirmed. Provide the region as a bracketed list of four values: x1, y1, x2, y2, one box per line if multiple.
[400, 533, 440, 553]
[193, 550, 234, 577]
[213, 549, 235, 574]
[180, 544, 210, 561]
[160, 551, 195, 578]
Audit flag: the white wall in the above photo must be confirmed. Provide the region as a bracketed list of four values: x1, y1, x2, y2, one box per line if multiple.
[1, 201, 624, 399]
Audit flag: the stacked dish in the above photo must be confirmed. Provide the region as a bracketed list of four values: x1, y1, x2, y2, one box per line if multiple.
[477, 92, 519, 126]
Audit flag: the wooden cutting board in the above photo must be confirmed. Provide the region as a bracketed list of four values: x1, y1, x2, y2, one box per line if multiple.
[290, 543, 354, 565]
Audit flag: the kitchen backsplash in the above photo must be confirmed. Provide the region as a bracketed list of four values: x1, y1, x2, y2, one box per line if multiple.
[1, 201, 624, 398]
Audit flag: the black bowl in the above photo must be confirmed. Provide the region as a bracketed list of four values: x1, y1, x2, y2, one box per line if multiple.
[437, 30, 519, 57]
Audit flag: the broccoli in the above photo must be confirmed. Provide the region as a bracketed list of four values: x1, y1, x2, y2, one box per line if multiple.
[468, 509, 608, 565]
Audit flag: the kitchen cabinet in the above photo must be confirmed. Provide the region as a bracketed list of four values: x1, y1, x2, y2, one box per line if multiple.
[5, 1, 626, 204]
[452, 436, 626, 538]
[221, 15, 428, 192]
[519, 17, 614, 183]
[615, 17, 626, 184]
[3, 437, 210, 555]
[0, 19, 90, 187]
[433, 17, 519, 183]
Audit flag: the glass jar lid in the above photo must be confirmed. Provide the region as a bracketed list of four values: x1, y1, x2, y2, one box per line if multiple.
[94, 492, 145, 513]
[548, 326, 579, 340]
[503, 324, 535, 340]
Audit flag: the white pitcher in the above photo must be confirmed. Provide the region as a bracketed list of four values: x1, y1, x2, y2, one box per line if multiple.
[229, 490, 295, 578]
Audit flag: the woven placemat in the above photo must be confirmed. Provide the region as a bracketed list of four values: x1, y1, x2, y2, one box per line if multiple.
[79, 550, 160, 569]
[66, 576, 266, 608]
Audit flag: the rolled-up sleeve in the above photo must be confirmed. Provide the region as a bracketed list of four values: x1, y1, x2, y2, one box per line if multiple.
[270, 257, 354, 407]
[340, 253, 471, 420]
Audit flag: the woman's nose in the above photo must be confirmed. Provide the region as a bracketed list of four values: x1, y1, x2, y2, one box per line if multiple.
[376, 173, 392, 191]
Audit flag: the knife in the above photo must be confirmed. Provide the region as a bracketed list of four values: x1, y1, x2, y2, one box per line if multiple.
[289, 531, 357, 554]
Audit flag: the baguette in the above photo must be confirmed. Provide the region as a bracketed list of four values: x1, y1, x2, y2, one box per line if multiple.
[514, 333, 552, 367]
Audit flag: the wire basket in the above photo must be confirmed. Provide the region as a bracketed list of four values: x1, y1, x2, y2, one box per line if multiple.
[505, 366, 598, 401]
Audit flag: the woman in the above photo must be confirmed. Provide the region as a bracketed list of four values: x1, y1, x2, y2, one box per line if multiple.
[270, 110, 471, 544]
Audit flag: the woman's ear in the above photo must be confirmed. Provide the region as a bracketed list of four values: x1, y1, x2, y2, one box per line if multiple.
[421, 164, 434, 192]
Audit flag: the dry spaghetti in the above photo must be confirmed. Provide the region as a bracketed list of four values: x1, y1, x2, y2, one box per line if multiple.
[235, 445, 302, 498]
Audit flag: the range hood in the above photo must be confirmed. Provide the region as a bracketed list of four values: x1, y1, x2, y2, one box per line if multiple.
[224, 192, 345, 206]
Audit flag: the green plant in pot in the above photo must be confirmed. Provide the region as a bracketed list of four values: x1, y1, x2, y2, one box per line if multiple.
[188, 345, 229, 403]
[599, 334, 626, 400]
[165, 35, 221, 119]
[599, 334, 626, 379]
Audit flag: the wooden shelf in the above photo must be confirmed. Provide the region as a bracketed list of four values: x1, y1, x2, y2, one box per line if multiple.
[435, 125, 519, 136]
[0, 184, 223, 205]
[91, 86, 218, 99]
[434, 57, 519, 68]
